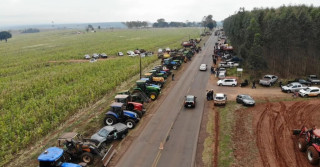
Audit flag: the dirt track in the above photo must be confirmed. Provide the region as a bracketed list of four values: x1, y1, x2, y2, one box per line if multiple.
[233, 99, 320, 167]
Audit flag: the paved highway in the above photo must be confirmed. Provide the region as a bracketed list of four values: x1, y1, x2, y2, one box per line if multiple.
[116, 34, 217, 167]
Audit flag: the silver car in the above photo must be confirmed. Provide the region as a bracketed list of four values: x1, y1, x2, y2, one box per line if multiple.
[236, 94, 255, 106]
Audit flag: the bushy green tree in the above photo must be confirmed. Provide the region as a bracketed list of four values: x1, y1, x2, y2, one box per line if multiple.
[0, 31, 12, 42]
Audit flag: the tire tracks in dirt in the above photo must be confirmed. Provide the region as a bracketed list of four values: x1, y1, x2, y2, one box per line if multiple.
[256, 97, 272, 167]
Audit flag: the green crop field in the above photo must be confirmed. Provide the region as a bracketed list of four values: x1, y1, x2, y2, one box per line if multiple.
[0, 27, 201, 165]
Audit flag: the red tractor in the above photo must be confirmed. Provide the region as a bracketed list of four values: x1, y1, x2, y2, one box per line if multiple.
[114, 94, 146, 118]
[293, 126, 320, 165]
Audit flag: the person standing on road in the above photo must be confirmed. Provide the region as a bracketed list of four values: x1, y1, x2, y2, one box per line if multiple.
[172, 73, 175, 81]
[206, 90, 210, 101]
[252, 80, 256, 89]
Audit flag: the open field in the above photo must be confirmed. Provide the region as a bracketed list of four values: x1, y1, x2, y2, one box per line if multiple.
[0, 27, 201, 165]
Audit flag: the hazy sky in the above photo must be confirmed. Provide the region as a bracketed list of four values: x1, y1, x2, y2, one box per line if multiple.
[1, 0, 319, 26]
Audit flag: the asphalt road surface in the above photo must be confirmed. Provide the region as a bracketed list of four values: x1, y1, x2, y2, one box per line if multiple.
[116, 35, 217, 167]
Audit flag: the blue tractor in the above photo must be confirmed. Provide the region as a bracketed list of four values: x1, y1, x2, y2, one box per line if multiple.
[163, 58, 180, 70]
[104, 102, 140, 129]
[38, 147, 81, 167]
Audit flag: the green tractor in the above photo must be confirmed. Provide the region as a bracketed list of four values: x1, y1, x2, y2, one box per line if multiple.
[133, 80, 161, 101]
[149, 70, 167, 80]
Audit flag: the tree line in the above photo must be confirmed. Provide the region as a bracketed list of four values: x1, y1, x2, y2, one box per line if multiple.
[223, 5, 320, 78]
[21, 28, 40, 33]
[123, 19, 201, 28]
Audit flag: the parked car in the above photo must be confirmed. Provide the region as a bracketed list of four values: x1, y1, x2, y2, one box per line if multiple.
[199, 64, 207, 71]
[217, 78, 237, 86]
[127, 51, 138, 57]
[259, 75, 278, 86]
[99, 53, 108, 58]
[218, 62, 230, 68]
[281, 82, 307, 93]
[287, 78, 311, 86]
[184, 95, 197, 108]
[117, 52, 124, 56]
[307, 75, 320, 85]
[218, 67, 227, 74]
[89, 58, 97, 63]
[227, 61, 239, 68]
[214, 93, 227, 106]
[299, 87, 320, 97]
[236, 94, 255, 106]
[218, 71, 226, 79]
[92, 53, 99, 59]
[84, 54, 91, 59]
[91, 123, 128, 144]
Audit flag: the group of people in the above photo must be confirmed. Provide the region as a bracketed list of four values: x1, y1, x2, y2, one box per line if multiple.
[206, 89, 214, 101]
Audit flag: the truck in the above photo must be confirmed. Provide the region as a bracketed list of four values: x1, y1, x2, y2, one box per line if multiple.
[259, 75, 278, 86]
[307, 75, 320, 85]
[91, 123, 129, 144]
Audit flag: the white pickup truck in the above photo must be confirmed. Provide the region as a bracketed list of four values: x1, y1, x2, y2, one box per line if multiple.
[259, 75, 278, 86]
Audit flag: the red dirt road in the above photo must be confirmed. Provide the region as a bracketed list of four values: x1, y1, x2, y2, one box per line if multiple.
[233, 99, 320, 167]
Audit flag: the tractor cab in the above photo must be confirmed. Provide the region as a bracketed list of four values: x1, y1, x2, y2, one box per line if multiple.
[110, 102, 126, 117]
[38, 147, 81, 167]
[115, 94, 145, 116]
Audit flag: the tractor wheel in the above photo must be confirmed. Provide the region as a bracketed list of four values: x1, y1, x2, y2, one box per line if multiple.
[173, 66, 177, 70]
[81, 152, 94, 164]
[125, 119, 136, 129]
[307, 146, 319, 165]
[149, 92, 158, 101]
[104, 115, 117, 126]
[298, 138, 307, 152]
[134, 110, 142, 118]
[127, 103, 134, 111]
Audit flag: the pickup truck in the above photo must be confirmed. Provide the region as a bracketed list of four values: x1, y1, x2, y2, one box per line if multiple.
[259, 75, 278, 86]
[281, 82, 307, 93]
[91, 123, 129, 144]
[307, 75, 320, 85]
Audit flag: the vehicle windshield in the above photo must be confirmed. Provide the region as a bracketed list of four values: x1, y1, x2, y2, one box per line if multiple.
[304, 88, 311, 92]
[287, 84, 293, 87]
[263, 76, 271, 79]
[98, 129, 110, 137]
[215, 96, 224, 100]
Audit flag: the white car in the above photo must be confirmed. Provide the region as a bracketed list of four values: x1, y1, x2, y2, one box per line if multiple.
[127, 51, 138, 57]
[117, 52, 124, 56]
[214, 93, 227, 106]
[218, 71, 226, 79]
[84, 54, 91, 59]
[217, 78, 237, 86]
[281, 82, 307, 93]
[227, 61, 239, 67]
[299, 87, 320, 97]
[199, 64, 207, 71]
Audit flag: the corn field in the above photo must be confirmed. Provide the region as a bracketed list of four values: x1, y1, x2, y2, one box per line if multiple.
[0, 27, 201, 165]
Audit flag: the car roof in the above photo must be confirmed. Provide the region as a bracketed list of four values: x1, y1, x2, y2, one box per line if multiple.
[309, 87, 320, 90]
[102, 126, 115, 132]
[186, 95, 195, 98]
[200, 64, 206, 66]
[289, 82, 301, 85]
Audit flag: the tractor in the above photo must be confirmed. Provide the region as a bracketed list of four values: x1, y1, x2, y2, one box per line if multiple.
[293, 126, 320, 165]
[133, 80, 161, 101]
[57, 132, 112, 165]
[149, 69, 167, 79]
[104, 102, 140, 129]
[143, 73, 165, 88]
[153, 65, 171, 76]
[114, 94, 146, 117]
[38, 147, 81, 167]
[117, 90, 149, 104]
[163, 57, 180, 70]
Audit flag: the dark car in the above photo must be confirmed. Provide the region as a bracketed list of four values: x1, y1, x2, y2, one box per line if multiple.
[91, 123, 128, 144]
[287, 79, 311, 86]
[184, 95, 196, 108]
[236, 94, 255, 106]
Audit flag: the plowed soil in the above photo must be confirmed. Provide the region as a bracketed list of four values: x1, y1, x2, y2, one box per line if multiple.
[233, 99, 320, 167]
